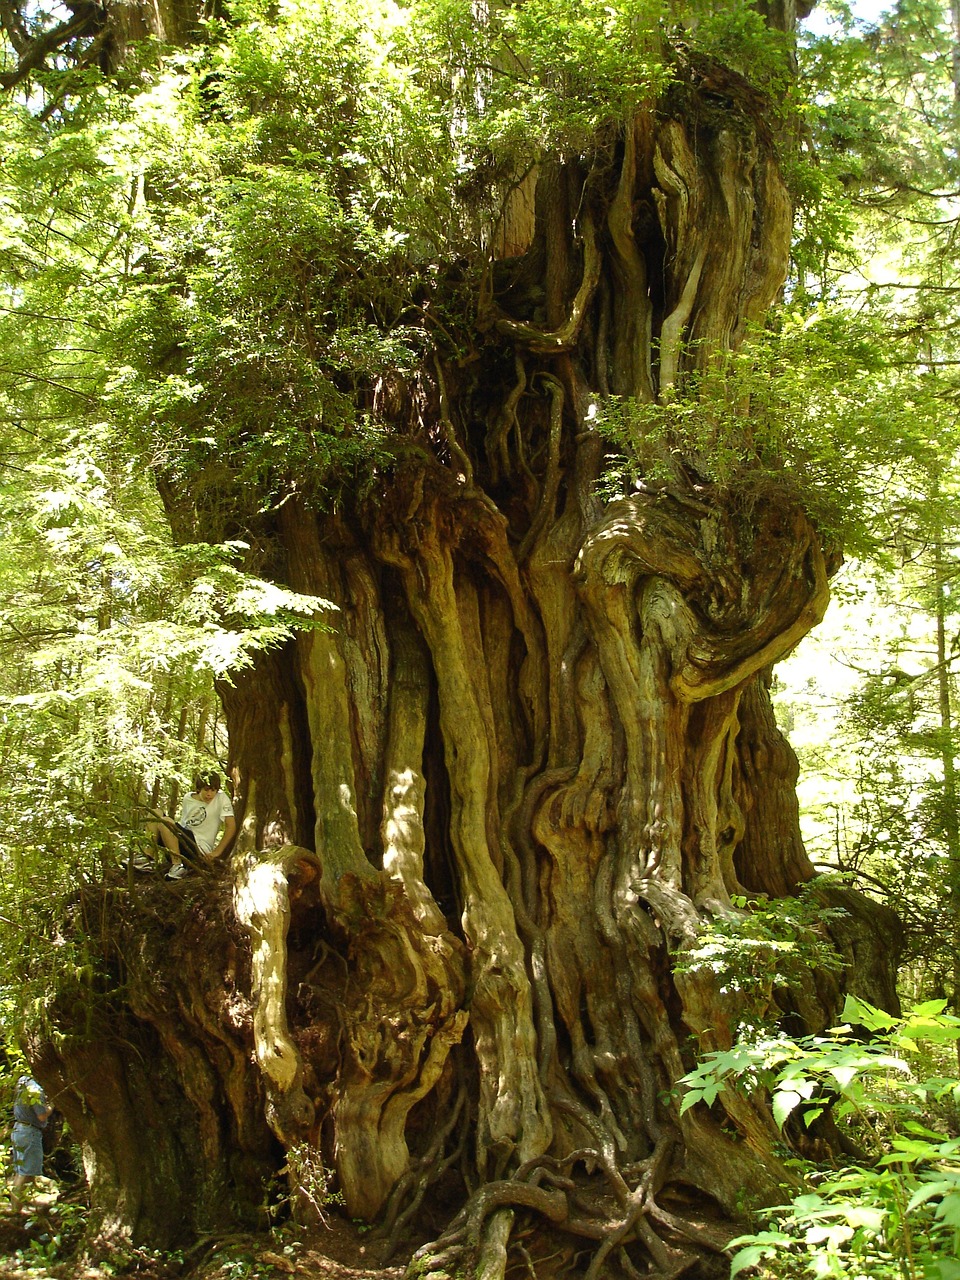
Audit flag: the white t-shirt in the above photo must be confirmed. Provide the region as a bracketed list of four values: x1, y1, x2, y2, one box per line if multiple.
[179, 791, 235, 853]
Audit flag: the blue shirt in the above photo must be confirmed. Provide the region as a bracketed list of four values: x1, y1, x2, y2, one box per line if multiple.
[13, 1076, 47, 1129]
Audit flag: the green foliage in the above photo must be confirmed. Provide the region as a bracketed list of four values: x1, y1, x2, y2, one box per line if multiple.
[12, 1197, 88, 1269]
[776, 459, 960, 998]
[596, 309, 941, 553]
[729, 1139, 960, 1279]
[682, 0, 795, 97]
[829, 616, 960, 986]
[0, 52, 344, 1048]
[794, 0, 960, 292]
[103, 43, 408, 507]
[681, 997, 960, 1279]
[283, 1142, 343, 1223]
[436, 0, 673, 159]
[674, 886, 844, 1033]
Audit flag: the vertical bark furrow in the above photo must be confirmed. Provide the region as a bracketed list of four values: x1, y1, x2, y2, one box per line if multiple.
[375, 492, 553, 1175]
[381, 618, 449, 935]
[607, 113, 657, 401]
[682, 690, 745, 908]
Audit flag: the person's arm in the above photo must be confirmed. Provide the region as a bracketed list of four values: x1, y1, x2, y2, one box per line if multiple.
[209, 815, 236, 860]
[26, 1081, 51, 1126]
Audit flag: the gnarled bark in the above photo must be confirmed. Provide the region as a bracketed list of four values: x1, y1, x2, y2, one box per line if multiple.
[30, 28, 901, 1280]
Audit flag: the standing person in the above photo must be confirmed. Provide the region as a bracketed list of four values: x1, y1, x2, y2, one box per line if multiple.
[10, 1074, 50, 1212]
[144, 770, 236, 881]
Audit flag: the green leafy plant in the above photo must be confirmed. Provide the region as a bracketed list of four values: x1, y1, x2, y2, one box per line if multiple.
[596, 309, 940, 556]
[680, 996, 960, 1279]
[283, 1142, 343, 1224]
[673, 886, 845, 1034]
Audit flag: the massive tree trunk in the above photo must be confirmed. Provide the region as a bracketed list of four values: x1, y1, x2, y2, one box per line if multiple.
[30, 20, 901, 1280]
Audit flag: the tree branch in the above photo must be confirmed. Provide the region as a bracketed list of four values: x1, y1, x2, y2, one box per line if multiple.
[490, 214, 600, 353]
[0, 2, 103, 89]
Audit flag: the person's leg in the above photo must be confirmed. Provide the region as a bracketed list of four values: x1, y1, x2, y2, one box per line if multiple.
[9, 1173, 28, 1212]
[147, 818, 183, 864]
[162, 827, 203, 879]
[10, 1125, 41, 1211]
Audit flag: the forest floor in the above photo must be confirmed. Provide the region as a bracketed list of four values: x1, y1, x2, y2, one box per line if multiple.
[0, 1184, 417, 1280]
[0, 1178, 738, 1280]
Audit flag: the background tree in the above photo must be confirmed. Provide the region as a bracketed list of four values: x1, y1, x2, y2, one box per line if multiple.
[771, 0, 960, 1026]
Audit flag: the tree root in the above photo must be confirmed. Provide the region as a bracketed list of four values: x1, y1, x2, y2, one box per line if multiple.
[375, 1081, 470, 1260]
[402, 1141, 730, 1280]
[488, 214, 600, 354]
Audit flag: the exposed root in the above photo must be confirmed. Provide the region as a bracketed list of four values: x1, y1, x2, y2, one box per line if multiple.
[489, 214, 600, 353]
[433, 354, 474, 488]
[375, 1081, 470, 1260]
[402, 1143, 731, 1280]
[581, 1139, 677, 1280]
[484, 352, 527, 483]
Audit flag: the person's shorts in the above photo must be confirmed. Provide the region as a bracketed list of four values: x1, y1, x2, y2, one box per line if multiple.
[12, 1123, 43, 1177]
[174, 825, 204, 862]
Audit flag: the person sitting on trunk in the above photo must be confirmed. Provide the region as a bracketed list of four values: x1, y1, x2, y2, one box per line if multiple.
[10, 1074, 51, 1213]
[141, 770, 237, 881]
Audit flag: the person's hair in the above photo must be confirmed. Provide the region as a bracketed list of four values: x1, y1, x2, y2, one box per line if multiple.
[194, 770, 221, 792]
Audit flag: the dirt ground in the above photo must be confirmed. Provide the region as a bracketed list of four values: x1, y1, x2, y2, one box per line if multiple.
[0, 1219, 410, 1280]
[0, 1184, 412, 1280]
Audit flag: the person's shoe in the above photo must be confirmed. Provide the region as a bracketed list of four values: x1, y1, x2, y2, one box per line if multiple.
[131, 853, 155, 873]
[165, 863, 189, 881]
